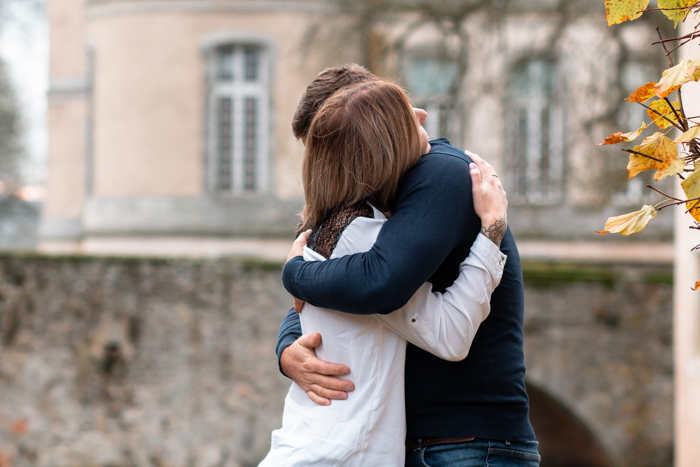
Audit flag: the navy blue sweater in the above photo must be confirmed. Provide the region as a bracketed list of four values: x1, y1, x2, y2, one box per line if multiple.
[277, 138, 535, 441]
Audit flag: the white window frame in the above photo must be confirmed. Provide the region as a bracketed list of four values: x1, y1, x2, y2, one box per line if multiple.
[204, 37, 271, 196]
[508, 60, 564, 205]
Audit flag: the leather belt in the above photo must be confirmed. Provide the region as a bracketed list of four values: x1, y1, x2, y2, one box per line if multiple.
[406, 437, 476, 452]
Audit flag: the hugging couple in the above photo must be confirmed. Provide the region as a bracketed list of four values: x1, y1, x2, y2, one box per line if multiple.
[259, 64, 540, 467]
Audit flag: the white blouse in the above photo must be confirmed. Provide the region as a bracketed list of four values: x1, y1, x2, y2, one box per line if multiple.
[259, 206, 506, 467]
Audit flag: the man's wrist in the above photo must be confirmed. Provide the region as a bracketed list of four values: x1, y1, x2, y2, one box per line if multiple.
[279, 344, 293, 378]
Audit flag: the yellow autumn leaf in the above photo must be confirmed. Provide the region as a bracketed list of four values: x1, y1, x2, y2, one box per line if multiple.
[647, 99, 680, 129]
[654, 156, 686, 181]
[655, 59, 700, 97]
[690, 55, 700, 82]
[658, 0, 695, 27]
[674, 125, 700, 144]
[604, 0, 650, 26]
[626, 82, 657, 103]
[628, 132, 678, 179]
[597, 205, 657, 236]
[598, 122, 648, 145]
[681, 166, 700, 223]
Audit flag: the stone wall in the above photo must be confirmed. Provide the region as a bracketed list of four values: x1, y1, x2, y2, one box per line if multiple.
[0, 254, 291, 467]
[0, 254, 673, 467]
[522, 263, 673, 467]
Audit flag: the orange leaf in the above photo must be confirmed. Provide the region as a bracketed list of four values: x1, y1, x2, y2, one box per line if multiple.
[647, 99, 680, 129]
[626, 82, 657, 103]
[604, 0, 650, 27]
[598, 122, 648, 145]
[681, 166, 700, 223]
[692, 280, 700, 291]
[627, 132, 678, 179]
[597, 205, 657, 236]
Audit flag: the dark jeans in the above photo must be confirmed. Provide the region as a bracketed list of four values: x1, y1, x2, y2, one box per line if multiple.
[405, 439, 540, 467]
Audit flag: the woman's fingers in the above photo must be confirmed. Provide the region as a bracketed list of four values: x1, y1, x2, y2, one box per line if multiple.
[297, 229, 312, 244]
[469, 162, 482, 192]
[466, 149, 508, 246]
[465, 150, 503, 192]
[467, 156, 494, 191]
[293, 297, 305, 313]
[286, 229, 312, 263]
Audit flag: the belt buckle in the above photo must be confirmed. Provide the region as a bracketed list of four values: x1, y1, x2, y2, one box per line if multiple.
[406, 438, 422, 452]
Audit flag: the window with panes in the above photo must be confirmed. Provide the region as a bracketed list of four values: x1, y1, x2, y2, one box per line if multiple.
[508, 60, 564, 204]
[403, 56, 457, 140]
[209, 45, 269, 194]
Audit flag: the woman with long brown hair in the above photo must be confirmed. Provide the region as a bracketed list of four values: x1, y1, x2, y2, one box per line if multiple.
[260, 79, 507, 466]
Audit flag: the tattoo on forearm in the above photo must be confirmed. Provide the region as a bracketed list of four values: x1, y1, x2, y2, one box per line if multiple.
[481, 216, 507, 246]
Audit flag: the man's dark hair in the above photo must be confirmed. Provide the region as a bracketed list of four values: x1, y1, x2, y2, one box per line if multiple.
[291, 64, 377, 140]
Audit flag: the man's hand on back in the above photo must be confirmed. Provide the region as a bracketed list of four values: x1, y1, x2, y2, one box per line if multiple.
[280, 332, 355, 406]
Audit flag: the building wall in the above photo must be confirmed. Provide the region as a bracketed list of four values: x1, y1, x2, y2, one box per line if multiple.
[86, 11, 327, 199]
[43, 0, 359, 242]
[43, 0, 89, 240]
[674, 21, 700, 467]
[42, 0, 675, 246]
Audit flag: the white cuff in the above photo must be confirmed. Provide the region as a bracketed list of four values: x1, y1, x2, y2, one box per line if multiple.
[463, 233, 507, 283]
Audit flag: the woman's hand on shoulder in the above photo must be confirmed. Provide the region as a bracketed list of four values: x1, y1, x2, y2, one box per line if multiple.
[466, 151, 508, 246]
[286, 229, 312, 312]
[287, 229, 312, 263]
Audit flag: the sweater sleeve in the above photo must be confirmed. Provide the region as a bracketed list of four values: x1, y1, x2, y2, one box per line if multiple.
[372, 233, 505, 361]
[282, 154, 479, 315]
[275, 307, 302, 378]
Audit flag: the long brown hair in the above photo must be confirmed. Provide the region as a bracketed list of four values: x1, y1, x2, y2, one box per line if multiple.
[300, 80, 422, 231]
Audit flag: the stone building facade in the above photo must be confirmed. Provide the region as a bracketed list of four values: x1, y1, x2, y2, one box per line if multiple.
[674, 20, 700, 467]
[42, 0, 674, 256]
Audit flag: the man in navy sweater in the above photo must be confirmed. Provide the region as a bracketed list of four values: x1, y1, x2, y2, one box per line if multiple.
[277, 65, 539, 466]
